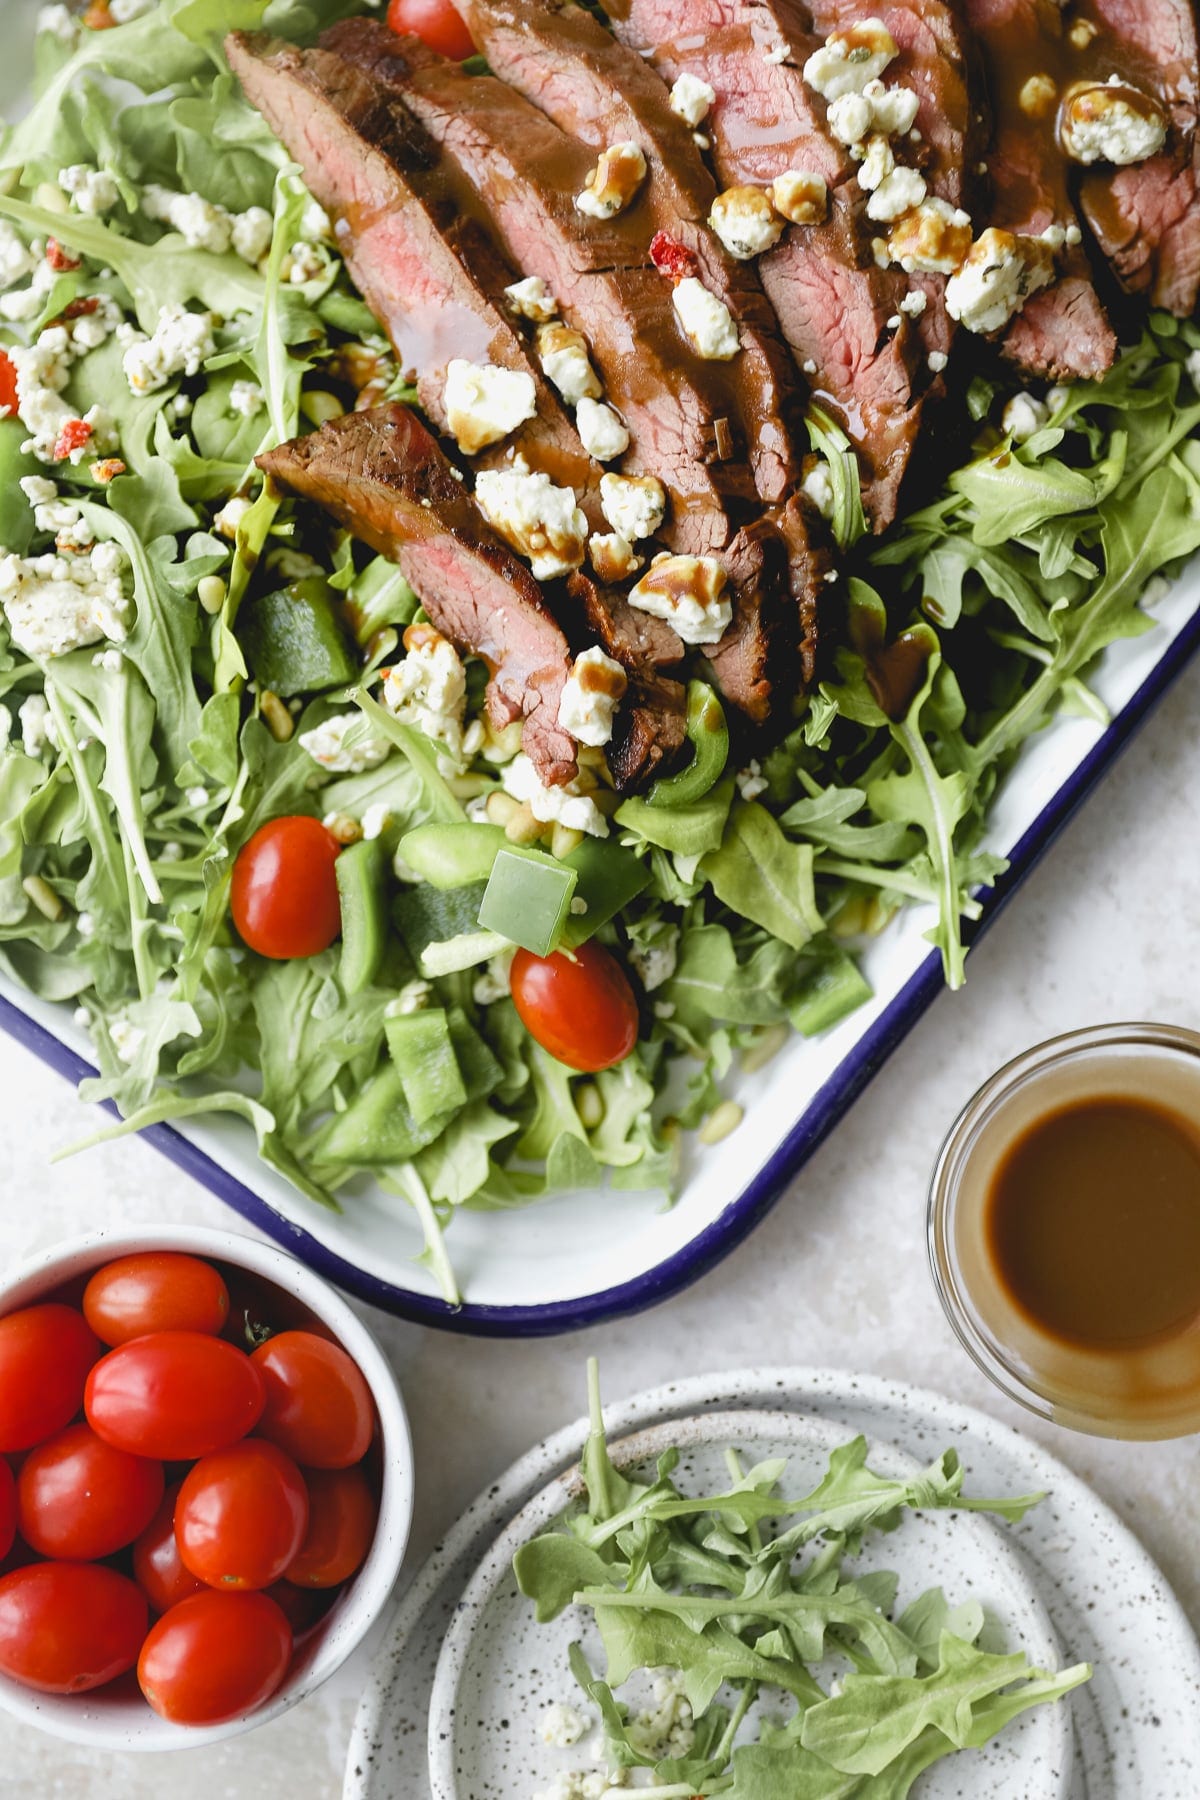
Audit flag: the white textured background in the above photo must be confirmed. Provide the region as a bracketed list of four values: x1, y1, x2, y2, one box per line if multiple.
[2, 661, 1199, 1797]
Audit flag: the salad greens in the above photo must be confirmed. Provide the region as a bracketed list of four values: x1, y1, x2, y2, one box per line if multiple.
[2, 1, 1200, 1303]
[516, 1363, 1091, 1797]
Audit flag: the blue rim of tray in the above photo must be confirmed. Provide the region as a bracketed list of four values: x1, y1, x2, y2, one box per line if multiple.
[4, 605, 1199, 1336]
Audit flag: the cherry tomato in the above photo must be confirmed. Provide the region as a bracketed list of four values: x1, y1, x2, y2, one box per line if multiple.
[0, 1304, 102, 1453]
[83, 1253, 230, 1347]
[264, 1579, 333, 1641]
[251, 1331, 374, 1469]
[176, 1441, 308, 1591]
[132, 1483, 206, 1615]
[509, 942, 639, 1072]
[385, 0, 475, 61]
[0, 1462, 14, 1564]
[17, 1423, 163, 1561]
[286, 1465, 377, 1588]
[230, 816, 342, 960]
[0, 351, 17, 418]
[137, 1590, 292, 1725]
[0, 1562, 148, 1694]
[85, 1332, 265, 1461]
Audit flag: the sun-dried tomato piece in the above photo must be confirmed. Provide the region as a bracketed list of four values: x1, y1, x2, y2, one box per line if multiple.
[0, 351, 17, 417]
[46, 240, 81, 274]
[649, 230, 700, 284]
[52, 419, 94, 463]
[91, 457, 127, 484]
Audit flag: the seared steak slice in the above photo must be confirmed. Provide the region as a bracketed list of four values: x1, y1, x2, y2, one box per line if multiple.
[323, 17, 758, 557]
[567, 572, 685, 672]
[609, 672, 689, 790]
[602, 0, 925, 529]
[225, 31, 594, 495]
[258, 405, 578, 785]
[706, 518, 793, 723]
[1078, 0, 1200, 316]
[960, 0, 1117, 379]
[450, 0, 805, 508]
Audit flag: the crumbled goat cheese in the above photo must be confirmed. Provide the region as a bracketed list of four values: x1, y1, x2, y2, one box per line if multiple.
[121, 306, 215, 394]
[827, 91, 873, 144]
[557, 646, 627, 747]
[928, 349, 948, 371]
[575, 397, 630, 461]
[589, 531, 643, 583]
[284, 241, 327, 286]
[1003, 391, 1050, 441]
[628, 1673, 696, 1762]
[185, 786, 209, 809]
[669, 72, 716, 127]
[388, 979, 433, 1016]
[472, 947, 517, 1005]
[899, 287, 928, 316]
[599, 472, 666, 542]
[737, 758, 768, 800]
[887, 199, 973, 273]
[92, 646, 123, 672]
[536, 324, 603, 406]
[110, 1017, 146, 1066]
[299, 198, 332, 242]
[856, 134, 896, 192]
[18, 693, 54, 758]
[1060, 78, 1167, 166]
[1018, 72, 1058, 117]
[360, 802, 392, 840]
[229, 379, 266, 419]
[866, 165, 927, 222]
[629, 553, 731, 645]
[110, 0, 154, 20]
[709, 186, 783, 259]
[143, 184, 232, 254]
[0, 259, 57, 326]
[770, 169, 828, 225]
[0, 542, 129, 660]
[9, 333, 76, 461]
[628, 929, 678, 992]
[945, 228, 1054, 335]
[504, 275, 558, 323]
[382, 622, 468, 764]
[298, 712, 391, 774]
[230, 208, 275, 267]
[804, 19, 898, 100]
[35, 495, 95, 550]
[801, 458, 836, 518]
[672, 277, 740, 360]
[213, 495, 253, 540]
[443, 359, 538, 454]
[0, 224, 39, 291]
[37, 4, 80, 43]
[57, 165, 120, 217]
[540, 1703, 589, 1749]
[502, 753, 609, 837]
[862, 78, 920, 136]
[576, 142, 647, 219]
[474, 468, 588, 580]
[19, 476, 58, 509]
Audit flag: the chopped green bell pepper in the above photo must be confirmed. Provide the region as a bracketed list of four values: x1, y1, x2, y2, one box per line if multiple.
[386, 1006, 468, 1125]
[477, 847, 577, 956]
[336, 836, 387, 996]
[239, 577, 359, 696]
[646, 681, 729, 807]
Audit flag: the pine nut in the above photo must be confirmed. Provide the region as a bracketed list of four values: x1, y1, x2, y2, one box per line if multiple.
[576, 1082, 605, 1129]
[197, 576, 226, 615]
[504, 802, 546, 845]
[485, 791, 521, 827]
[260, 690, 294, 742]
[22, 875, 64, 922]
[698, 1100, 744, 1146]
[741, 1023, 789, 1074]
[551, 823, 584, 859]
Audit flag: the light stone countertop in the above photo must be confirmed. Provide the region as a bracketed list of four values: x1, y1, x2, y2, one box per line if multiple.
[2, 665, 1200, 1798]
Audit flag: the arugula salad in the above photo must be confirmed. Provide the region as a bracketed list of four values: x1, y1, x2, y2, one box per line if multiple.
[3, 0, 1200, 1303]
[516, 1364, 1090, 1798]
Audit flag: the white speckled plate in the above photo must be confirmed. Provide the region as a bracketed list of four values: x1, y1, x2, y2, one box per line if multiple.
[427, 1409, 1072, 1800]
[345, 1369, 1200, 1799]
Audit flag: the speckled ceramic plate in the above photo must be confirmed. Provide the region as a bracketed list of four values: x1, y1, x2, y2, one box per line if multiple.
[427, 1409, 1073, 1800]
[345, 1368, 1200, 1799]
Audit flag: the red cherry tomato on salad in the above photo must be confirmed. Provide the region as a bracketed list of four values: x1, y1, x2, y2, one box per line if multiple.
[0, 351, 18, 418]
[509, 943, 640, 1072]
[133, 1484, 206, 1615]
[264, 1579, 332, 1641]
[17, 1423, 163, 1561]
[251, 1331, 374, 1469]
[0, 1462, 14, 1564]
[0, 1304, 102, 1454]
[286, 1465, 378, 1589]
[137, 1589, 292, 1725]
[176, 1441, 309, 1591]
[83, 1253, 231, 1346]
[230, 816, 342, 961]
[0, 1562, 148, 1694]
[85, 1332, 265, 1461]
[385, 0, 475, 61]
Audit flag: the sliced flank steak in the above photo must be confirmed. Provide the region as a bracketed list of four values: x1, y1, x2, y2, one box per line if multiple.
[602, 0, 927, 529]
[225, 31, 595, 496]
[960, 0, 1117, 380]
[1077, 0, 1200, 316]
[449, 0, 806, 509]
[323, 16, 763, 558]
[568, 571, 690, 787]
[258, 405, 578, 785]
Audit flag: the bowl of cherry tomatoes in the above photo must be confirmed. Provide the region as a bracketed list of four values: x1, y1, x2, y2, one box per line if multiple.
[0, 1224, 413, 1748]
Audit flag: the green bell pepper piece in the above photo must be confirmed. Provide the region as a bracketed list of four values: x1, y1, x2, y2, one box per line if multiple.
[336, 837, 387, 996]
[385, 1006, 468, 1125]
[420, 931, 509, 977]
[239, 577, 359, 696]
[397, 822, 508, 890]
[477, 847, 577, 956]
[559, 838, 651, 947]
[646, 681, 729, 807]
[311, 1063, 450, 1167]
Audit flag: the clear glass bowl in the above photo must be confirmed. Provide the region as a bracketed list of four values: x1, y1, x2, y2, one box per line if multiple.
[928, 1023, 1200, 1440]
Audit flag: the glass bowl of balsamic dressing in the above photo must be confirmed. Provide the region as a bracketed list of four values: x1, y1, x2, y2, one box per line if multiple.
[928, 1023, 1200, 1439]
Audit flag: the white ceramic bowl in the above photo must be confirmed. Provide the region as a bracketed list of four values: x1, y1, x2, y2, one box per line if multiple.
[0, 1223, 414, 1751]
